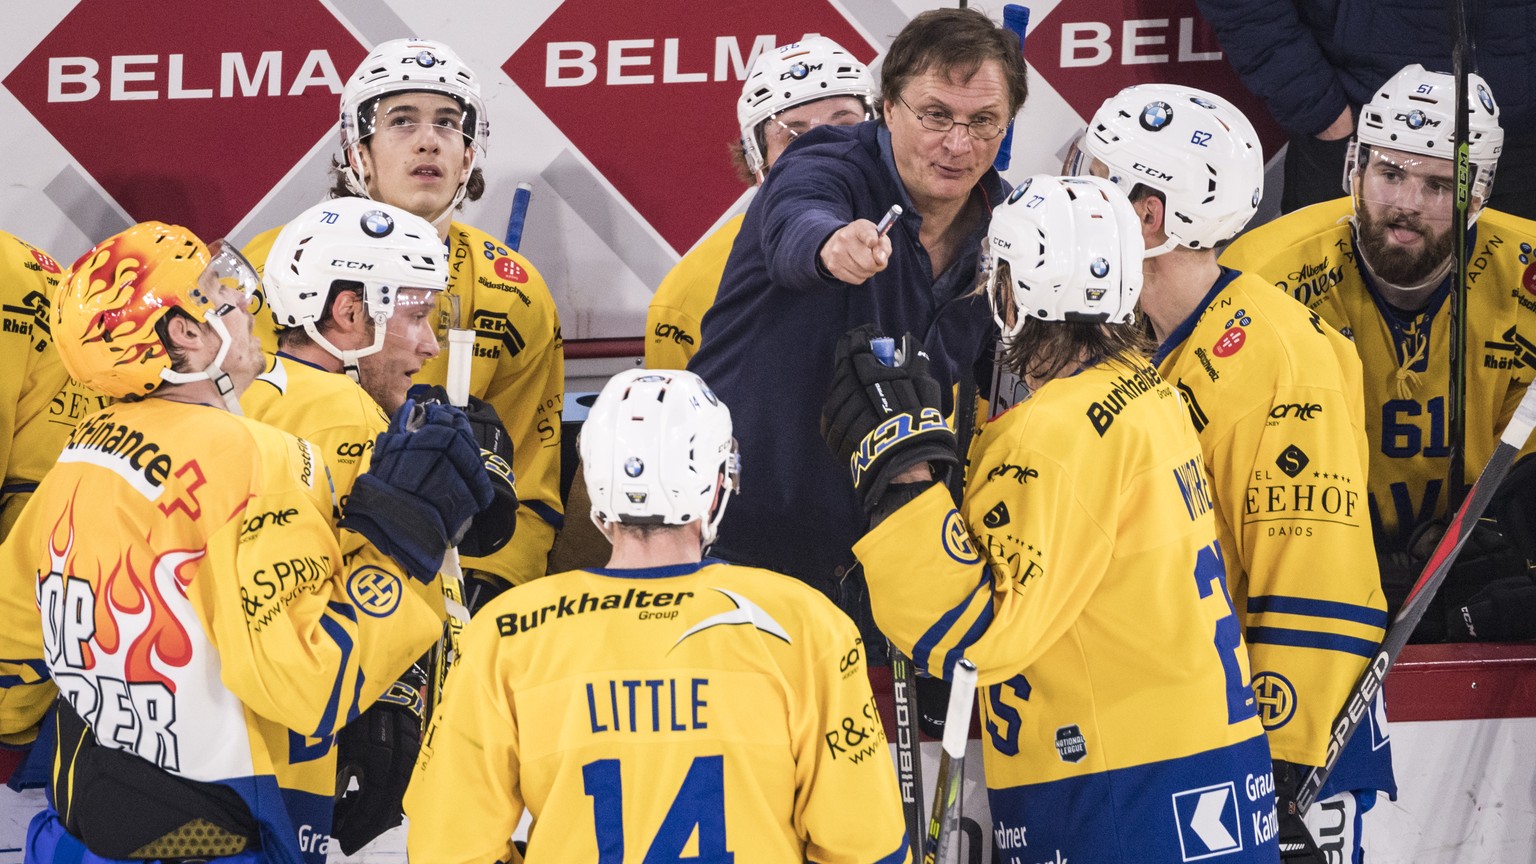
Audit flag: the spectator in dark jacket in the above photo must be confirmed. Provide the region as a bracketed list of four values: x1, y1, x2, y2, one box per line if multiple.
[1195, 0, 1536, 218]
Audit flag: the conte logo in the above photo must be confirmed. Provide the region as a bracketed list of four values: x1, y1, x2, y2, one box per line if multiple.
[3, 0, 366, 241]
[501, 1, 876, 255]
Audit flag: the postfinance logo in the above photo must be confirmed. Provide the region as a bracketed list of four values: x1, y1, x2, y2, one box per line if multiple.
[3, 0, 366, 240]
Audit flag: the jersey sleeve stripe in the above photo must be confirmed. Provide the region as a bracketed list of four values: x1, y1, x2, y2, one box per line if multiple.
[912, 568, 993, 672]
[1246, 595, 1389, 629]
[0, 658, 50, 680]
[941, 597, 997, 679]
[524, 499, 565, 530]
[0, 482, 38, 495]
[314, 604, 357, 737]
[872, 836, 913, 864]
[1244, 626, 1378, 657]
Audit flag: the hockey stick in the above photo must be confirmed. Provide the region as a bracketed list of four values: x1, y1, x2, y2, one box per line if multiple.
[424, 330, 476, 723]
[992, 4, 1031, 172]
[1446, 0, 1471, 504]
[1296, 378, 1536, 813]
[504, 182, 533, 252]
[890, 644, 927, 854]
[922, 659, 978, 864]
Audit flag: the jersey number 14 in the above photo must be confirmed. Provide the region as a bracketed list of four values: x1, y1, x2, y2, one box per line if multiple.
[583, 755, 735, 862]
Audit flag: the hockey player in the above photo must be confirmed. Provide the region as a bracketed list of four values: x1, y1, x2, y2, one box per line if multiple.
[406, 368, 910, 864]
[643, 35, 877, 369]
[823, 175, 1278, 862]
[0, 221, 494, 864]
[1071, 86, 1391, 861]
[1223, 66, 1536, 645]
[0, 232, 109, 541]
[244, 37, 564, 600]
[241, 198, 517, 854]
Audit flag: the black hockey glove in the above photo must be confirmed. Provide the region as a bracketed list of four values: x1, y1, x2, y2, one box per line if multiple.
[464, 568, 513, 617]
[1271, 760, 1326, 863]
[1380, 517, 1529, 643]
[407, 385, 518, 558]
[340, 399, 495, 583]
[332, 663, 428, 855]
[1445, 573, 1536, 641]
[821, 324, 957, 514]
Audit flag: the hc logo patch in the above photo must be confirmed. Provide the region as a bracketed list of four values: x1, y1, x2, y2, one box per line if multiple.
[348, 566, 403, 617]
[941, 510, 981, 564]
[1252, 671, 1297, 729]
[1172, 782, 1243, 860]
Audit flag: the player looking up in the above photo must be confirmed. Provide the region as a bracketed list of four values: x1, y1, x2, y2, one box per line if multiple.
[1071, 85, 1390, 861]
[407, 368, 909, 864]
[824, 175, 1278, 863]
[244, 37, 563, 602]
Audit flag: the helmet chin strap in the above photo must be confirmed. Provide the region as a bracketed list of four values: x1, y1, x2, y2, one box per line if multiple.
[1143, 234, 1181, 258]
[159, 313, 245, 414]
[302, 317, 387, 384]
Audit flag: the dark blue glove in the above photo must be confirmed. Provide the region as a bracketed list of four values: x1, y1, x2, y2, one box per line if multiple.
[406, 385, 517, 557]
[340, 400, 495, 583]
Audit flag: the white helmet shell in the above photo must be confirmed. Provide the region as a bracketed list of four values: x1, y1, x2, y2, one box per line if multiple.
[737, 36, 876, 179]
[264, 198, 448, 372]
[986, 175, 1146, 336]
[1079, 84, 1264, 256]
[339, 38, 489, 209]
[1350, 63, 1503, 202]
[580, 369, 740, 547]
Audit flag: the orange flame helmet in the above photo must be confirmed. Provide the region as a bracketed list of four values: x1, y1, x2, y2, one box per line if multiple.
[53, 222, 226, 399]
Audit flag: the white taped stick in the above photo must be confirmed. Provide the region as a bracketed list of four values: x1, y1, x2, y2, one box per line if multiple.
[942, 660, 979, 758]
[1500, 376, 1536, 448]
[447, 328, 475, 409]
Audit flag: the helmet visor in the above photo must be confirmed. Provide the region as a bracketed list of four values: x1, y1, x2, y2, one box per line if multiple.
[1354, 146, 1458, 225]
[201, 240, 261, 313]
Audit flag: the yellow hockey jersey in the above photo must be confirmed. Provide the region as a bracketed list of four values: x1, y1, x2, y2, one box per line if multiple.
[645, 214, 743, 369]
[245, 220, 565, 586]
[405, 560, 910, 864]
[0, 400, 444, 864]
[1154, 268, 1387, 768]
[1222, 199, 1536, 547]
[0, 233, 110, 540]
[240, 353, 388, 515]
[856, 359, 1277, 863]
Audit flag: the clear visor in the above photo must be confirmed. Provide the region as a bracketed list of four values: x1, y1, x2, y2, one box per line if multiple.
[1061, 131, 1091, 176]
[433, 291, 465, 347]
[1354, 146, 1460, 224]
[358, 95, 474, 147]
[200, 239, 261, 315]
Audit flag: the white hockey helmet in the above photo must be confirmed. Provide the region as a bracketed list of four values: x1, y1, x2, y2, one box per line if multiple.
[985, 175, 1146, 336]
[264, 198, 448, 379]
[1075, 84, 1263, 257]
[1348, 63, 1503, 206]
[737, 36, 877, 180]
[579, 369, 740, 547]
[339, 38, 489, 213]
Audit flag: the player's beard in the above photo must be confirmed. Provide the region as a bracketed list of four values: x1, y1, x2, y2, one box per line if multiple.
[1356, 203, 1456, 288]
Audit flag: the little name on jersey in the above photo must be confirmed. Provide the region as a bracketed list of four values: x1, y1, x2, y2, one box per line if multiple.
[497, 588, 695, 637]
[585, 677, 709, 734]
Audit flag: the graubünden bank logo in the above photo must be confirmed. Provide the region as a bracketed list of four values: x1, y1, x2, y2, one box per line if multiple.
[5, 0, 366, 241]
[502, 0, 876, 256]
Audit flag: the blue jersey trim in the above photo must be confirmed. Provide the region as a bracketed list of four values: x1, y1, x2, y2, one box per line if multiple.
[315, 603, 357, 737]
[1152, 267, 1242, 367]
[1246, 626, 1377, 657]
[913, 568, 992, 673]
[0, 482, 37, 495]
[1247, 595, 1389, 629]
[583, 560, 719, 579]
[0, 658, 50, 684]
[525, 499, 565, 531]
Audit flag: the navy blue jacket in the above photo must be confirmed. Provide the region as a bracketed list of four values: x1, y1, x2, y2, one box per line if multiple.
[1195, 0, 1536, 136]
[689, 121, 1004, 589]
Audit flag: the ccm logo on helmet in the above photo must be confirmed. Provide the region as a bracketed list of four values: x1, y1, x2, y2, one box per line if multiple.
[329, 259, 374, 271]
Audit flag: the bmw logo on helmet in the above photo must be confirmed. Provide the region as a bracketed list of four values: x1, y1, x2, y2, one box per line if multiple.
[788, 62, 810, 80]
[415, 51, 439, 68]
[361, 210, 395, 238]
[1190, 96, 1217, 109]
[1405, 110, 1428, 130]
[624, 457, 645, 478]
[1140, 101, 1174, 131]
[1478, 84, 1496, 114]
[1008, 177, 1033, 205]
[1090, 257, 1110, 278]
